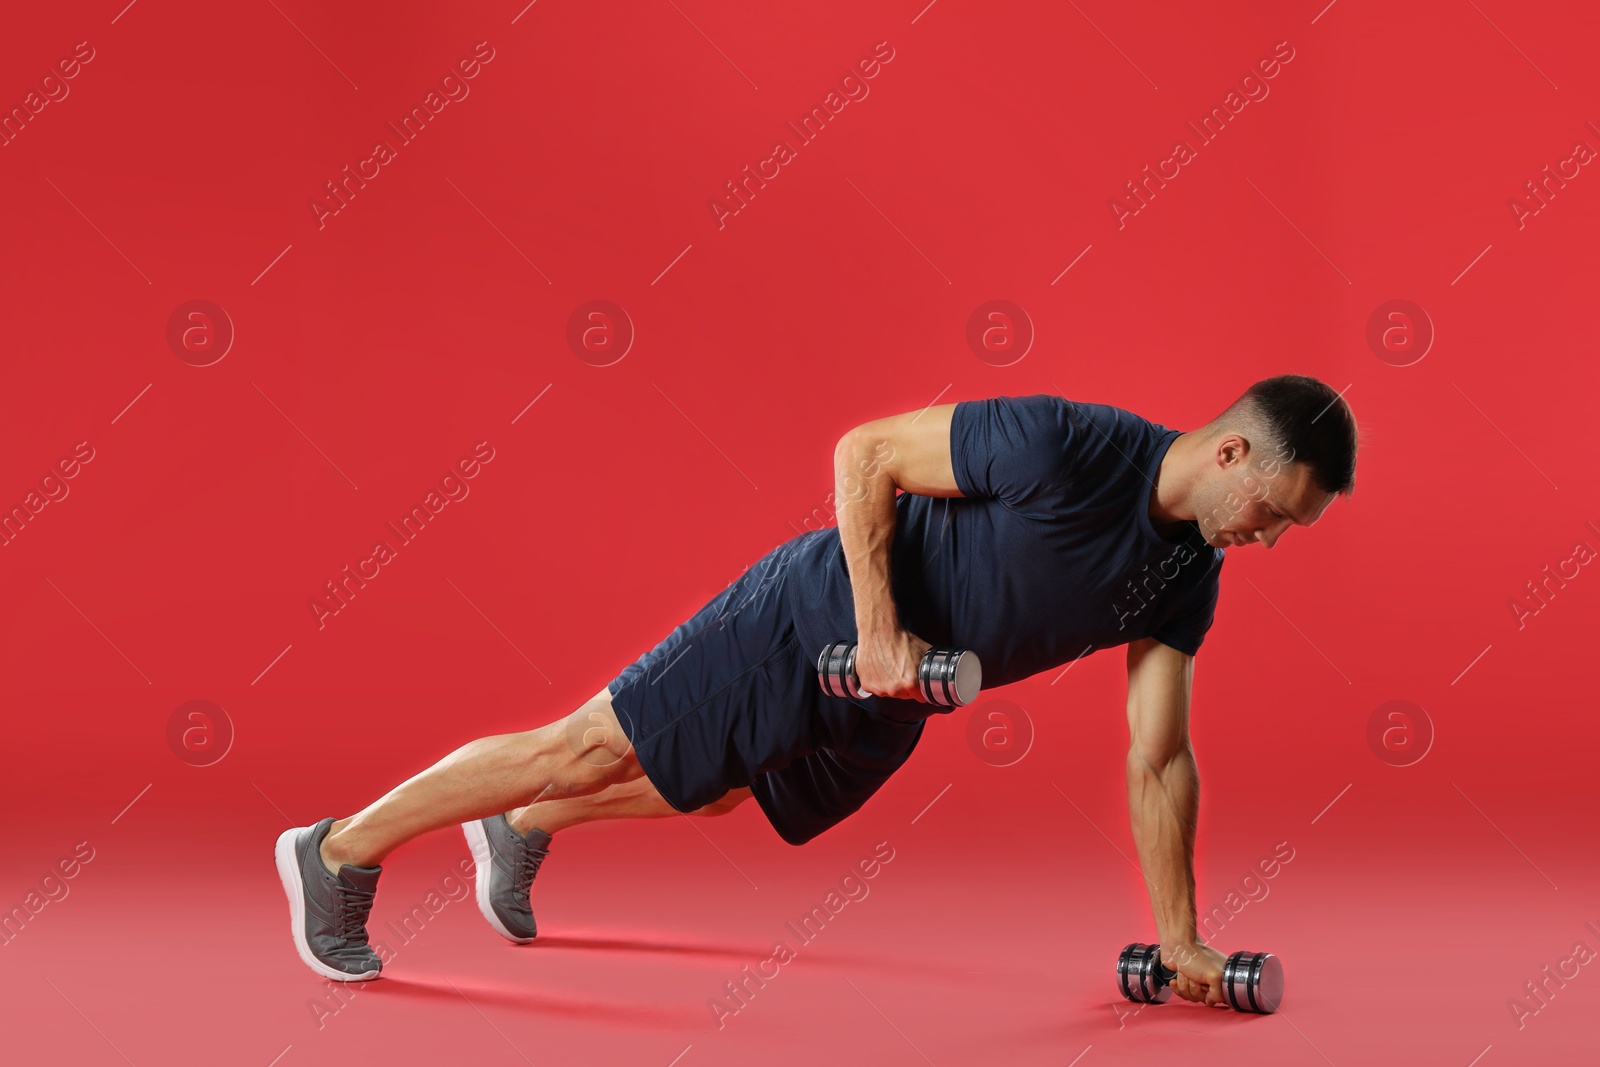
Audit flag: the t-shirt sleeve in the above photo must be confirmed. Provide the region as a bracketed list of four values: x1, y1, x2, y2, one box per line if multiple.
[1150, 563, 1222, 657]
[949, 395, 1083, 509]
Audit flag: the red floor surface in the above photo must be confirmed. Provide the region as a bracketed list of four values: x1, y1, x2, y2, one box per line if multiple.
[3, 1, 1598, 1064]
[4, 720, 1598, 1066]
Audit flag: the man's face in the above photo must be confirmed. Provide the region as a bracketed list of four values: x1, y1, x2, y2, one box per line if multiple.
[1192, 436, 1336, 550]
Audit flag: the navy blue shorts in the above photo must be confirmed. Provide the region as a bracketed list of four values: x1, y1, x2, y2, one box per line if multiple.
[606, 538, 924, 846]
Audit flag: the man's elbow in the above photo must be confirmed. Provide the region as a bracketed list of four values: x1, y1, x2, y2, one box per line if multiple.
[834, 428, 879, 471]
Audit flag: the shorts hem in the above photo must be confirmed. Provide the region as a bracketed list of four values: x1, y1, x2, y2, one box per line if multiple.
[750, 778, 816, 847]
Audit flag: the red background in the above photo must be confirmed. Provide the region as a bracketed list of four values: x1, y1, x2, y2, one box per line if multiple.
[2, 2, 1596, 1064]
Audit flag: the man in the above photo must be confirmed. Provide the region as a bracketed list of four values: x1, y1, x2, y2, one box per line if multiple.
[275, 374, 1357, 1009]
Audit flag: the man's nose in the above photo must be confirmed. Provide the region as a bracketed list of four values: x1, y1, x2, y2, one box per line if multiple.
[1254, 521, 1288, 549]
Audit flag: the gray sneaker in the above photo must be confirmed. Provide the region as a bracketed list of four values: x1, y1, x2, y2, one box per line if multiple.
[274, 817, 384, 981]
[463, 814, 552, 943]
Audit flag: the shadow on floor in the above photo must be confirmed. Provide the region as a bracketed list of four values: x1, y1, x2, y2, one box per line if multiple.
[364, 973, 692, 1029]
[516, 926, 1001, 985]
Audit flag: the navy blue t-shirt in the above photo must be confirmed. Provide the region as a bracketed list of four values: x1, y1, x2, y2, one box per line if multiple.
[781, 393, 1224, 720]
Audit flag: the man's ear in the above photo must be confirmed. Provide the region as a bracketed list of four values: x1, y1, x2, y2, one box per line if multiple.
[1214, 433, 1248, 471]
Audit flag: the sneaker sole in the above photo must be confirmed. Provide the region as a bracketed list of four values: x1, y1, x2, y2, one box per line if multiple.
[274, 826, 382, 982]
[462, 819, 535, 944]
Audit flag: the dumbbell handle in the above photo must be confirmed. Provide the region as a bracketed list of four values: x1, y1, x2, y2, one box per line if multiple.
[816, 641, 982, 707]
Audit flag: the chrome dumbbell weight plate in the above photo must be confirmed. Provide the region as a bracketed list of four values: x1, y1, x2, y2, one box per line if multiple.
[1116, 942, 1173, 1004]
[917, 646, 982, 706]
[1222, 950, 1284, 1014]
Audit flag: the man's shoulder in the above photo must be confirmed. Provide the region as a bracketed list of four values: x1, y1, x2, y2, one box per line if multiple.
[957, 393, 1166, 443]
[947, 393, 1174, 506]
[1057, 398, 1172, 476]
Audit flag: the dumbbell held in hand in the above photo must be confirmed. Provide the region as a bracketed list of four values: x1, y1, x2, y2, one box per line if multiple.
[1116, 942, 1284, 1014]
[816, 640, 982, 707]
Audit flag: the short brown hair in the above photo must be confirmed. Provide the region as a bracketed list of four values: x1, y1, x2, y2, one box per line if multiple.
[1230, 375, 1359, 496]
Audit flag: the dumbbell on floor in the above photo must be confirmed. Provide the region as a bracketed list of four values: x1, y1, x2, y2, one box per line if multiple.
[816, 641, 982, 707]
[1116, 942, 1284, 1014]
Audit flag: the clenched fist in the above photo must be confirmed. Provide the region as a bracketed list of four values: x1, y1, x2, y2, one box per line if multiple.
[1163, 942, 1230, 1008]
[853, 628, 932, 701]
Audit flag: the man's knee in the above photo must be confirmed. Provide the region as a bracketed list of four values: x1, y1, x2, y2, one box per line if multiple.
[534, 691, 642, 797]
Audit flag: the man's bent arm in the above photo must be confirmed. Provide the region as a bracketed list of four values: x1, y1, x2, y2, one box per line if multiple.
[833, 430, 902, 642]
[1124, 637, 1200, 952]
[833, 405, 962, 693]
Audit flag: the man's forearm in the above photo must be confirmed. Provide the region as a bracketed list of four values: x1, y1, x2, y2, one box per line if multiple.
[833, 431, 899, 638]
[1126, 745, 1200, 949]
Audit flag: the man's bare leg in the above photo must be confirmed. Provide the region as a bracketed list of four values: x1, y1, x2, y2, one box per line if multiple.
[318, 687, 643, 875]
[507, 778, 753, 835]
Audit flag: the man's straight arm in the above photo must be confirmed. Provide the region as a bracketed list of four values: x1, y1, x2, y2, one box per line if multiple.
[1124, 637, 1200, 951]
[1126, 733, 1200, 948]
